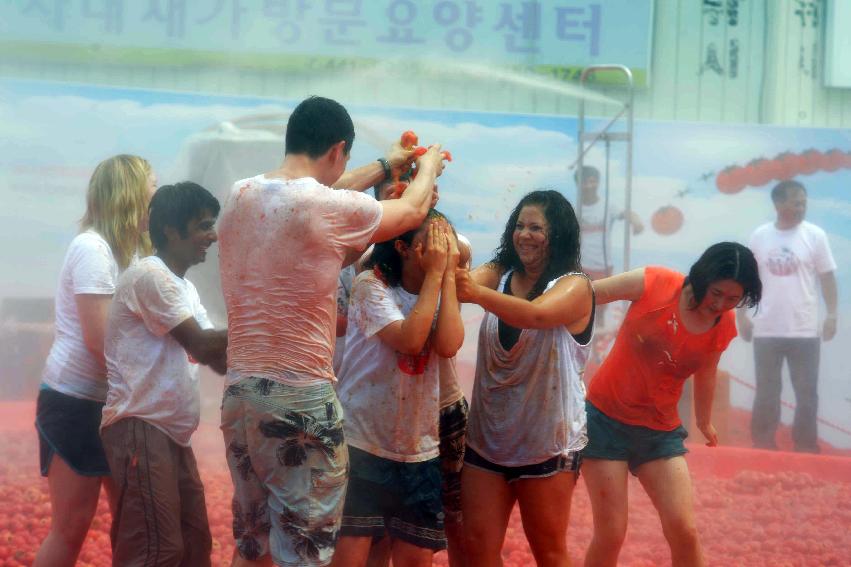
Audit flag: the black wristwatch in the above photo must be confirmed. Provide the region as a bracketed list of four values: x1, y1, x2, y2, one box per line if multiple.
[377, 157, 391, 182]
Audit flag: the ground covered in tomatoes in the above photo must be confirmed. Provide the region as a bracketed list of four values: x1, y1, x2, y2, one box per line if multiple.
[0, 402, 848, 567]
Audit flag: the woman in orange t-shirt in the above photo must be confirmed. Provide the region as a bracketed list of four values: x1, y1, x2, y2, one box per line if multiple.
[583, 242, 761, 567]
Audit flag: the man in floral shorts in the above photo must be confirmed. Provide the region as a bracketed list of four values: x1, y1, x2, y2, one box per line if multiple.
[218, 96, 446, 567]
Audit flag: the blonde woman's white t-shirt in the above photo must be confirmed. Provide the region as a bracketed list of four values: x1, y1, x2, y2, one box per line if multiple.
[42, 230, 119, 402]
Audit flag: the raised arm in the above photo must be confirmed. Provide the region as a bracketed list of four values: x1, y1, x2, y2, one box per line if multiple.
[170, 319, 228, 375]
[693, 351, 722, 447]
[332, 140, 414, 191]
[433, 226, 465, 358]
[457, 271, 592, 332]
[375, 221, 447, 355]
[592, 268, 645, 306]
[371, 146, 445, 243]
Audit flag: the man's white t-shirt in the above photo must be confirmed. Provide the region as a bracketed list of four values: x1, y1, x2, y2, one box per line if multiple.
[218, 175, 382, 387]
[749, 221, 837, 338]
[580, 198, 623, 273]
[42, 230, 120, 402]
[336, 271, 442, 462]
[101, 256, 213, 447]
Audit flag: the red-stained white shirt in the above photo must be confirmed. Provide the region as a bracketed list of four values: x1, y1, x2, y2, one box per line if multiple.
[218, 175, 382, 387]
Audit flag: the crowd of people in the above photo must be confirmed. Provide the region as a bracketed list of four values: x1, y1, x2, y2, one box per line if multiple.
[32, 95, 838, 567]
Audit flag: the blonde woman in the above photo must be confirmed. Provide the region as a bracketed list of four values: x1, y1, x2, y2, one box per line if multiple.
[34, 155, 156, 567]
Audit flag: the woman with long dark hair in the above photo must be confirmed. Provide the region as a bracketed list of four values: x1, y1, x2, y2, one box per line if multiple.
[582, 242, 762, 567]
[455, 189, 594, 567]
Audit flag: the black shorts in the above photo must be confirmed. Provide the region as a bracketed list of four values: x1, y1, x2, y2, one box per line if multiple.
[35, 386, 110, 477]
[582, 401, 688, 474]
[341, 447, 446, 551]
[463, 445, 581, 483]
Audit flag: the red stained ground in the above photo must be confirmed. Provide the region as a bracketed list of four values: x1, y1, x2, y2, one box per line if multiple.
[1, 401, 849, 567]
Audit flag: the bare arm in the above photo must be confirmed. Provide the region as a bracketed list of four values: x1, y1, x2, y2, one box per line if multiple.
[433, 230, 464, 358]
[469, 263, 504, 290]
[457, 272, 592, 332]
[375, 221, 448, 355]
[170, 318, 228, 375]
[693, 351, 722, 447]
[333, 141, 414, 191]
[371, 146, 445, 243]
[75, 294, 112, 369]
[332, 162, 384, 192]
[736, 307, 753, 342]
[820, 271, 838, 341]
[592, 268, 645, 306]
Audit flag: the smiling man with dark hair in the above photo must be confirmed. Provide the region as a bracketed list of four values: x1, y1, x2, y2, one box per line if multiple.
[100, 181, 227, 567]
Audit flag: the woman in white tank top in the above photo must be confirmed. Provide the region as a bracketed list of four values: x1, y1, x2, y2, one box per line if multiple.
[455, 190, 594, 567]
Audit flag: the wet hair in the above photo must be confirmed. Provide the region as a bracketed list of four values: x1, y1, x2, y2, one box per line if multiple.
[80, 154, 153, 269]
[573, 165, 600, 184]
[685, 242, 761, 309]
[148, 182, 220, 251]
[771, 180, 806, 203]
[365, 209, 452, 288]
[490, 190, 582, 300]
[285, 96, 354, 158]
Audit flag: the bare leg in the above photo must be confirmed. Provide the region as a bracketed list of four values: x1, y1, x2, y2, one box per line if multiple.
[582, 458, 630, 567]
[390, 539, 434, 567]
[444, 516, 467, 567]
[461, 466, 515, 567]
[33, 457, 103, 567]
[515, 471, 577, 567]
[365, 535, 391, 567]
[635, 456, 704, 567]
[329, 535, 373, 567]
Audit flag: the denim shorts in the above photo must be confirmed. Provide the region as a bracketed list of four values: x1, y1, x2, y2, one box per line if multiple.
[463, 445, 581, 483]
[341, 446, 446, 551]
[221, 377, 348, 567]
[582, 401, 688, 474]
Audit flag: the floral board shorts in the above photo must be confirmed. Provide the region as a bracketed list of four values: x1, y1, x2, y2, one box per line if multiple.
[221, 377, 348, 567]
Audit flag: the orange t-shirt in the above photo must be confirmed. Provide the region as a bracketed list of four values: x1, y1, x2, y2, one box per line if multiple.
[587, 266, 737, 431]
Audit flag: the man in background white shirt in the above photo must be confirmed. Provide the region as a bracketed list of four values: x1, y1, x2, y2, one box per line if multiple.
[738, 180, 838, 453]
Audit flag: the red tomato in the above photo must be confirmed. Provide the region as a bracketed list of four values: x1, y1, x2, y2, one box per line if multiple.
[651, 205, 684, 235]
[715, 167, 744, 194]
[774, 152, 800, 179]
[819, 149, 844, 172]
[747, 158, 775, 187]
[400, 130, 418, 149]
[798, 149, 822, 175]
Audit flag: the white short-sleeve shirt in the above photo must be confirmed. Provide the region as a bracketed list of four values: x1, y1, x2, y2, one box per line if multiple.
[336, 271, 442, 462]
[218, 175, 382, 387]
[101, 256, 213, 446]
[42, 230, 120, 401]
[749, 221, 837, 338]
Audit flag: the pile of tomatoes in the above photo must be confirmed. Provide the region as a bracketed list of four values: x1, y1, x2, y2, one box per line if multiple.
[1, 409, 849, 566]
